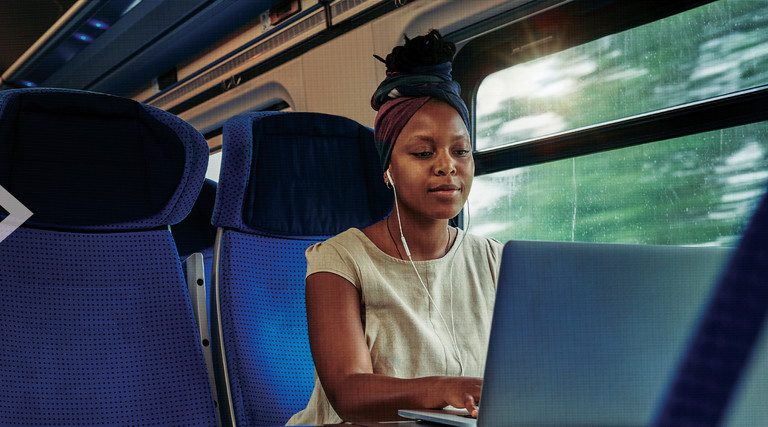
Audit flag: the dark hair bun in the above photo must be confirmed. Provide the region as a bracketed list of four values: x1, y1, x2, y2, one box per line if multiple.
[377, 29, 456, 73]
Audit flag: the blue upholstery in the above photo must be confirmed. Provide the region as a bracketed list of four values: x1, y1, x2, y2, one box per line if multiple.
[212, 111, 392, 236]
[174, 178, 218, 287]
[211, 111, 392, 426]
[0, 88, 217, 426]
[0, 89, 205, 230]
[172, 177, 219, 407]
[653, 187, 768, 427]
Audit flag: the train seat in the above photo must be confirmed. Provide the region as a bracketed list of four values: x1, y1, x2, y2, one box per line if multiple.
[0, 88, 218, 426]
[653, 186, 768, 426]
[174, 177, 218, 287]
[210, 111, 392, 426]
[171, 176, 220, 412]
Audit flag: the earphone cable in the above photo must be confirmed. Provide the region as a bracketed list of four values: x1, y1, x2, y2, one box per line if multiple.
[391, 182, 465, 375]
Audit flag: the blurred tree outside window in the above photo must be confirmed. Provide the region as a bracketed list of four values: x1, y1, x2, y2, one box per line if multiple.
[470, 0, 768, 246]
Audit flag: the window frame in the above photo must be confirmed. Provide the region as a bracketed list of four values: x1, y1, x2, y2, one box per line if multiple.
[450, 0, 768, 175]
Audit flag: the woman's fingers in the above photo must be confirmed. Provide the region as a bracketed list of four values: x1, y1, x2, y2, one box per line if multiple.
[442, 377, 481, 417]
[464, 393, 479, 417]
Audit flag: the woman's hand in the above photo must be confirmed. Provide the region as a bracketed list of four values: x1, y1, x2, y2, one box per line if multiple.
[431, 376, 482, 417]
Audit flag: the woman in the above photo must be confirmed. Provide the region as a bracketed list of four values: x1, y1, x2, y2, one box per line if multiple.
[287, 30, 503, 425]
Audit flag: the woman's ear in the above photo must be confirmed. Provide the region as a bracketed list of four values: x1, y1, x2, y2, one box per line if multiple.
[385, 169, 394, 188]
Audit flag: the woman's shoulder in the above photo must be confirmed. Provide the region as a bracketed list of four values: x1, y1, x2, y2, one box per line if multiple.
[456, 231, 505, 274]
[307, 228, 368, 252]
[460, 230, 504, 256]
[305, 227, 384, 266]
[304, 228, 375, 285]
[306, 228, 356, 254]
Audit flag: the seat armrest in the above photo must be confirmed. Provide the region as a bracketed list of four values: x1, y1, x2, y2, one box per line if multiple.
[183, 252, 221, 427]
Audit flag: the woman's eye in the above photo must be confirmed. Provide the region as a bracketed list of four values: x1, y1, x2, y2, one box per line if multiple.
[454, 149, 470, 156]
[412, 152, 432, 158]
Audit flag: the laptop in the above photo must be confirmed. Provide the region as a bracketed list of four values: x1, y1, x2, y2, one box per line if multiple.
[400, 240, 732, 426]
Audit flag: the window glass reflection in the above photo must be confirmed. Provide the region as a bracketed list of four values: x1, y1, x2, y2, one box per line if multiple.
[476, 0, 768, 150]
[469, 122, 768, 246]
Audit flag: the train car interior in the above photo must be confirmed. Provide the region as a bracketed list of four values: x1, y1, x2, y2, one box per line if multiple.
[1, 0, 767, 425]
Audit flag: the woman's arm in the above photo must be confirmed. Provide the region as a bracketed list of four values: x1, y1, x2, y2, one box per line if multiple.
[306, 272, 481, 422]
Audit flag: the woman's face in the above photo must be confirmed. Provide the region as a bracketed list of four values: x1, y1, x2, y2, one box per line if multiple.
[386, 99, 474, 221]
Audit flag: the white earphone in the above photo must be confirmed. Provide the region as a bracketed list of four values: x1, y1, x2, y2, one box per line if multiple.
[386, 168, 412, 257]
[386, 167, 464, 374]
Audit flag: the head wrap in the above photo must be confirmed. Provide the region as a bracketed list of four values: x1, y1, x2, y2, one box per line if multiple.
[371, 61, 469, 170]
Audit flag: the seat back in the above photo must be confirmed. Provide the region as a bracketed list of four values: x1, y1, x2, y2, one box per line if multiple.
[653, 187, 768, 427]
[210, 111, 392, 426]
[174, 178, 218, 286]
[0, 88, 217, 426]
[172, 177, 220, 413]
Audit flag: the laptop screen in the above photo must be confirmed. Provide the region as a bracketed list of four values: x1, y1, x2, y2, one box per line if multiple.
[479, 241, 732, 426]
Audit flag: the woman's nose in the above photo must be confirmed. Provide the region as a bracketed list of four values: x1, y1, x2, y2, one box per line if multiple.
[435, 153, 457, 176]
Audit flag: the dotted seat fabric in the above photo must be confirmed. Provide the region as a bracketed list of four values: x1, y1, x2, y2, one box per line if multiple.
[0, 88, 209, 230]
[212, 111, 392, 236]
[211, 111, 392, 426]
[217, 231, 320, 425]
[173, 178, 218, 288]
[0, 88, 216, 425]
[652, 187, 768, 427]
[0, 228, 218, 426]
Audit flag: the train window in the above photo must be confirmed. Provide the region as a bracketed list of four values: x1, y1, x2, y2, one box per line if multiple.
[468, 121, 768, 245]
[475, 0, 768, 151]
[206, 150, 222, 182]
[204, 132, 224, 182]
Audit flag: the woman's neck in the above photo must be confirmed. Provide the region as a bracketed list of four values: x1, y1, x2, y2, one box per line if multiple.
[387, 208, 454, 262]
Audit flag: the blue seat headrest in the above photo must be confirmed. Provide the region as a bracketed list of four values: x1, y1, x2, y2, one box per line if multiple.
[173, 178, 217, 257]
[212, 111, 392, 236]
[0, 88, 208, 230]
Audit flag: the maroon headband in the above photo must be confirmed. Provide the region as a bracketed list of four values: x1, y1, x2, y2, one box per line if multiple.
[373, 96, 431, 170]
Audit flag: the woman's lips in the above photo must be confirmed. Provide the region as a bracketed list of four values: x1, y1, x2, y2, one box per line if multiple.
[429, 185, 461, 198]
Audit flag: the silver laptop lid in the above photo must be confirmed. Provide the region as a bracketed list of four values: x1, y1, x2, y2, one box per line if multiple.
[478, 241, 729, 426]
